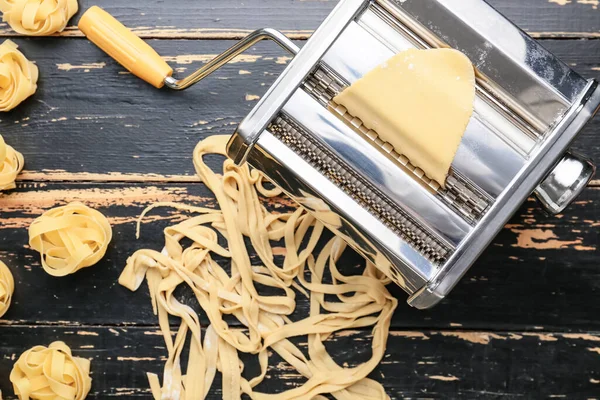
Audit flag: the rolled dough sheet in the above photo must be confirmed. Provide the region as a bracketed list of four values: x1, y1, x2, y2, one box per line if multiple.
[333, 48, 476, 187]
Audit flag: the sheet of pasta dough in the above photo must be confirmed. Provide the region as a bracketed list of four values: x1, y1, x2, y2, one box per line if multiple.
[333, 48, 476, 187]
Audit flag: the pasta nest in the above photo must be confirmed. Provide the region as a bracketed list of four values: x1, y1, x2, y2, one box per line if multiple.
[29, 202, 112, 277]
[0, 134, 23, 190]
[10, 341, 91, 400]
[0, 0, 78, 36]
[0, 40, 38, 112]
[0, 260, 14, 318]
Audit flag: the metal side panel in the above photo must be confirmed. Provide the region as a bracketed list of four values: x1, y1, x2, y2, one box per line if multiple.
[248, 131, 435, 293]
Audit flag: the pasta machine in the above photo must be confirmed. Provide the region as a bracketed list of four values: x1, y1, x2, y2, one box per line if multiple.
[80, 0, 600, 308]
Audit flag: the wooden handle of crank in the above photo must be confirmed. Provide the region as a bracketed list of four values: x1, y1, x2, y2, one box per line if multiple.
[79, 6, 173, 88]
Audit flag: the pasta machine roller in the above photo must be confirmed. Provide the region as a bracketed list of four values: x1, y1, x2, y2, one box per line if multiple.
[80, 0, 600, 308]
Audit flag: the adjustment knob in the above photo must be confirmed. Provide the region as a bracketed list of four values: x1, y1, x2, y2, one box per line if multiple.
[534, 151, 595, 215]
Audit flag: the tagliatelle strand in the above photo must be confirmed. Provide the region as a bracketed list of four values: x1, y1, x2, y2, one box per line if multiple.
[29, 202, 113, 277]
[10, 341, 91, 400]
[0, 40, 38, 111]
[119, 135, 397, 399]
[135, 201, 220, 239]
[0, 134, 23, 190]
[0, 259, 14, 318]
[0, 0, 78, 36]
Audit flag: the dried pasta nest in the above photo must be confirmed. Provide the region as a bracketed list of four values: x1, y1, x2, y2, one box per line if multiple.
[0, 259, 14, 318]
[29, 202, 112, 277]
[0, 0, 79, 36]
[10, 341, 91, 400]
[0, 40, 38, 112]
[0, 134, 23, 190]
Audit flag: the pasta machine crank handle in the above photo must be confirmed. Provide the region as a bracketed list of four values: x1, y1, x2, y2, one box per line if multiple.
[164, 29, 299, 91]
[79, 6, 299, 90]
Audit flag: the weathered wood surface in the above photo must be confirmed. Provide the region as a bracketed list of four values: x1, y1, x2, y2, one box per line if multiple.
[0, 0, 598, 39]
[0, 0, 599, 398]
[0, 183, 599, 332]
[0, 326, 599, 399]
[1, 39, 599, 183]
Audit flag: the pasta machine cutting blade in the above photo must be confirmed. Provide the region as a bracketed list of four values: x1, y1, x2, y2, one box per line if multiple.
[80, 0, 600, 309]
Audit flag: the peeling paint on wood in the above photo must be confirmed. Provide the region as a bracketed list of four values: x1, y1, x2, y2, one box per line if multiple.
[522, 333, 558, 342]
[77, 331, 99, 336]
[429, 375, 460, 381]
[562, 334, 600, 341]
[57, 62, 106, 71]
[440, 332, 507, 345]
[510, 228, 596, 251]
[389, 332, 430, 340]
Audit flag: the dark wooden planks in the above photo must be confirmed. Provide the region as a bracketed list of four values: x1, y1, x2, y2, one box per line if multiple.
[0, 326, 599, 398]
[0, 181, 599, 331]
[0, 1, 596, 399]
[0, 0, 597, 39]
[1, 38, 599, 182]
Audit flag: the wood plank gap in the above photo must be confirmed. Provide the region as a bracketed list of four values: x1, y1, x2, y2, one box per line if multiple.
[0, 29, 598, 41]
[0, 28, 315, 40]
[2, 319, 599, 337]
[17, 171, 200, 184]
[0, 321, 162, 329]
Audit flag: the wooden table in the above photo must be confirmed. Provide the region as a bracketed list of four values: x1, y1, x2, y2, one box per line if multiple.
[0, 1, 598, 398]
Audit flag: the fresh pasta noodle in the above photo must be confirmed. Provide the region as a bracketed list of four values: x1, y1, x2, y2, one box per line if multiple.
[0, 0, 78, 36]
[10, 341, 91, 400]
[120, 135, 397, 399]
[0, 134, 23, 190]
[0, 40, 38, 112]
[0, 259, 14, 318]
[29, 202, 112, 277]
